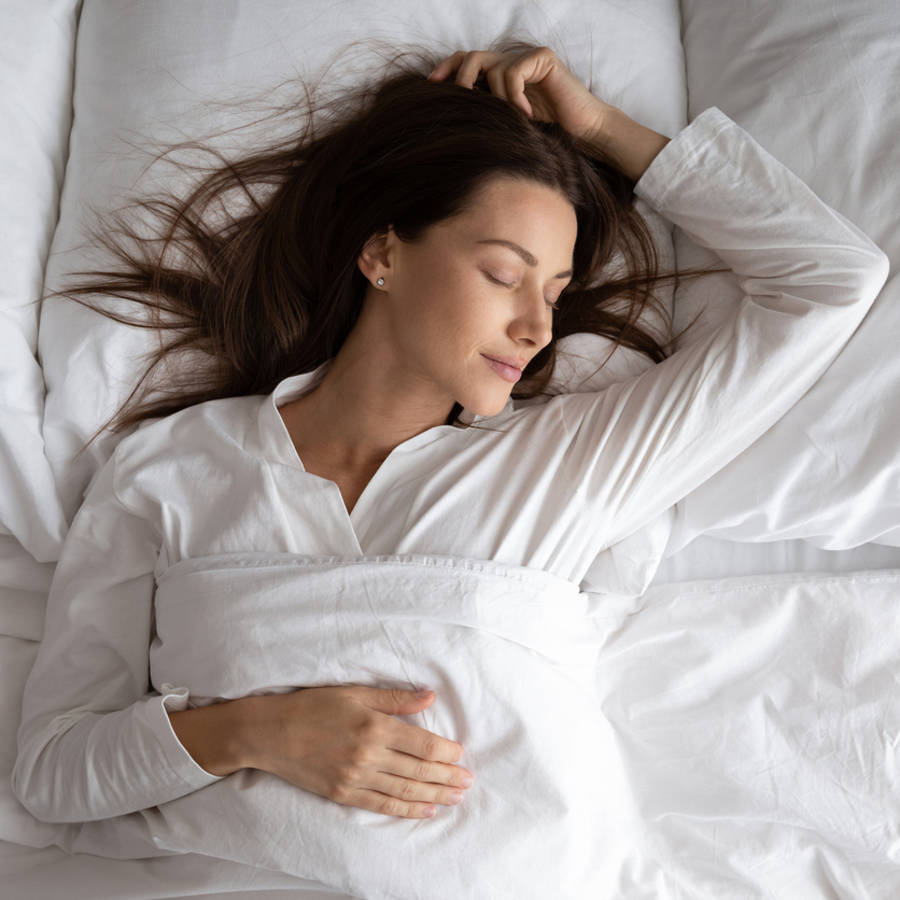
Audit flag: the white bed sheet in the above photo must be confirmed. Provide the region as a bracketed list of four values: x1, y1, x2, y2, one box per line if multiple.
[0, 833, 346, 900]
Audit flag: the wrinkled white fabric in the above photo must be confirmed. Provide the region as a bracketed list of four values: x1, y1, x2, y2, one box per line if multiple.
[139, 559, 900, 899]
[12, 106, 889, 863]
[142, 553, 622, 898]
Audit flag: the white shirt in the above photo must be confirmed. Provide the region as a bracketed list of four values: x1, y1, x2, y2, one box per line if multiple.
[12, 106, 889, 826]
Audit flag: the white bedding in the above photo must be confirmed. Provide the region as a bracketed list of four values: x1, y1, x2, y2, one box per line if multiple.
[5, 562, 900, 898]
[59, 556, 900, 898]
[662, 0, 900, 555]
[142, 555, 610, 898]
[3, 0, 900, 897]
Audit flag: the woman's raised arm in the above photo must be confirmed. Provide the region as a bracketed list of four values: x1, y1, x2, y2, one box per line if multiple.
[554, 107, 889, 551]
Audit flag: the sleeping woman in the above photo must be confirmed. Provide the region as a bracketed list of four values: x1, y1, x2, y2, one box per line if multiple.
[11, 42, 889, 898]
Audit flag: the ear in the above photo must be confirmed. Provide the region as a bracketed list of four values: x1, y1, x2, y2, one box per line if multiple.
[357, 226, 393, 283]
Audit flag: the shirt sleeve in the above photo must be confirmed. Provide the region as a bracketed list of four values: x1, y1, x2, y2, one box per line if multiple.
[557, 106, 890, 550]
[11, 451, 224, 824]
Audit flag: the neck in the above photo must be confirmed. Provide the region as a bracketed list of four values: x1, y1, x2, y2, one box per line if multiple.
[282, 347, 454, 472]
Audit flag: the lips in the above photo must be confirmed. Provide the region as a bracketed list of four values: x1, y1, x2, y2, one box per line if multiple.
[482, 354, 524, 382]
[483, 354, 528, 370]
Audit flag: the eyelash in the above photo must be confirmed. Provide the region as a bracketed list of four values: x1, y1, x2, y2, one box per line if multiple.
[484, 272, 560, 310]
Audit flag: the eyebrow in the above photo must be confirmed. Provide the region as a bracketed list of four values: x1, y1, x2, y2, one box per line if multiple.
[475, 239, 573, 279]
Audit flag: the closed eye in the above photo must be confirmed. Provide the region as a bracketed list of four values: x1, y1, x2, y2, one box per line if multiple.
[483, 271, 560, 309]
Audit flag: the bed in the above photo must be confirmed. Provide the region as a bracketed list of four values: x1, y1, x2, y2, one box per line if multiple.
[2, 0, 899, 897]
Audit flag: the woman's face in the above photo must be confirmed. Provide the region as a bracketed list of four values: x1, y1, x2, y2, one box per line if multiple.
[360, 175, 578, 418]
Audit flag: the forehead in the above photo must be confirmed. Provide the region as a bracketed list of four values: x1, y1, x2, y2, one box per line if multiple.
[445, 176, 577, 249]
[466, 175, 573, 219]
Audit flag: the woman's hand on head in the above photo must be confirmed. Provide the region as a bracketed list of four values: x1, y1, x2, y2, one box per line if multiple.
[238, 684, 474, 819]
[427, 46, 617, 143]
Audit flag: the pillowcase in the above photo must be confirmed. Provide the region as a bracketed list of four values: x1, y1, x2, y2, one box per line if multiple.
[0, 0, 79, 562]
[661, 0, 900, 553]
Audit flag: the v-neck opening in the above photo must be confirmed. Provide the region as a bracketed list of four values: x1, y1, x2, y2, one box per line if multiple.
[273, 410, 457, 553]
[334, 426, 451, 526]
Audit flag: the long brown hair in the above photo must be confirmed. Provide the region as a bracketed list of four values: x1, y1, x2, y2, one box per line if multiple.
[43, 38, 727, 454]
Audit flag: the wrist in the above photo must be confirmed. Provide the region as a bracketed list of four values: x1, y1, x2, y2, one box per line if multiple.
[584, 107, 671, 183]
[229, 694, 270, 771]
[168, 697, 252, 776]
[232, 692, 296, 772]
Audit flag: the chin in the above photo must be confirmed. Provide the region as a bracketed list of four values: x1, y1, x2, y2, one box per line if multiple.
[468, 393, 511, 418]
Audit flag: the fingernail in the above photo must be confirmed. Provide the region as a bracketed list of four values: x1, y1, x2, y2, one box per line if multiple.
[415, 689, 433, 698]
[460, 774, 474, 788]
[448, 791, 464, 805]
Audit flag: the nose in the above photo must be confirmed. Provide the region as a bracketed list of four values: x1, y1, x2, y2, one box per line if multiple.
[510, 291, 554, 349]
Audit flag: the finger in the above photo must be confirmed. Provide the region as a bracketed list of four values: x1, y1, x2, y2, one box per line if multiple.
[383, 750, 474, 790]
[454, 50, 504, 89]
[454, 52, 484, 88]
[356, 685, 434, 716]
[485, 65, 510, 104]
[427, 50, 465, 81]
[506, 67, 534, 117]
[344, 788, 438, 819]
[387, 722, 464, 763]
[369, 771, 466, 807]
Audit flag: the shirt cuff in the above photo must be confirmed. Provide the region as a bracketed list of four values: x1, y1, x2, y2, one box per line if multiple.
[145, 684, 226, 788]
[634, 106, 734, 209]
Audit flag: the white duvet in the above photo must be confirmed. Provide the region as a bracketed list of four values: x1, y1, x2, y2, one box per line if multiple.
[123, 553, 900, 899]
[143, 553, 622, 899]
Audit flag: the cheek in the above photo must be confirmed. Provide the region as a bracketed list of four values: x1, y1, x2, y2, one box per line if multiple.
[395, 286, 462, 352]
[396, 259, 490, 346]
[425, 272, 485, 331]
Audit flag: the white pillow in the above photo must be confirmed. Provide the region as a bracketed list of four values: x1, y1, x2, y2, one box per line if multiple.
[662, 0, 900, 552]
[0, 0, 80, 562]
[40, 0, 687, 526]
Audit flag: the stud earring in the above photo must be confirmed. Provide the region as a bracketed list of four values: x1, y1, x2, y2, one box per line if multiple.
[376, 277, 385, 286]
